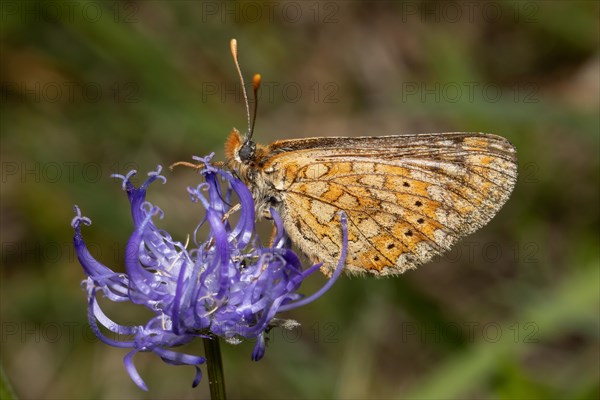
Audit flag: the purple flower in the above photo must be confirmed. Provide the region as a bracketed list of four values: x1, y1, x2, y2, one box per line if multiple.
[71, 154, 347, 391]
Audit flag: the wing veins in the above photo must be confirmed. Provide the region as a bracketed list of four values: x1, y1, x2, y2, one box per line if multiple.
[286, 188, 443, 263]
[297, 154, 515, 195]
[325, 181, 464, 233]
[285, 191, 396, 267]
[331, 184, 449, 252]
[299, 171, 479, 217]
[321, 148, 515, 165]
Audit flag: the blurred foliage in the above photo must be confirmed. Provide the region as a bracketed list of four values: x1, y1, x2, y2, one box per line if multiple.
[1, 1, 598, 399]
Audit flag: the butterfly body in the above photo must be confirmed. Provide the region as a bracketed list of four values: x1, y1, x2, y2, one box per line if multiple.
[225, 129, 517, 276]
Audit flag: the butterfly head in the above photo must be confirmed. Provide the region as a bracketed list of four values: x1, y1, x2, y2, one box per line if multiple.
[225, 128, 256, 164]
[239, 138, 256, 162]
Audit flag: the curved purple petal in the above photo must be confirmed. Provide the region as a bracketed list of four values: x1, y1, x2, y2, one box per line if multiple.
[124, 350, 148, 391]
[251, 333, 266, 361]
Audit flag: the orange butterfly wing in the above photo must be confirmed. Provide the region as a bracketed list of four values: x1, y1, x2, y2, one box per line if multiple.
[259, 133, 517, 276]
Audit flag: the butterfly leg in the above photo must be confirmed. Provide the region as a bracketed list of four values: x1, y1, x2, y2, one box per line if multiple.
[222, 203, 241, 222]
[268, 225, 277, 247]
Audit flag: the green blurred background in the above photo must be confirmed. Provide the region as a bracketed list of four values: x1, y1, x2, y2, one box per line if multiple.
[1, 1, 599, 399]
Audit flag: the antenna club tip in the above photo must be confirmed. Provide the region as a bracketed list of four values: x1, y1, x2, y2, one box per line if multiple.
[230, 38, 238, 56]
[253, 74, 262, 89]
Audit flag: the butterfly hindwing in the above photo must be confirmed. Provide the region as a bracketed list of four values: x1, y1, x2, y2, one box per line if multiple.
[259, 133, 517, 276]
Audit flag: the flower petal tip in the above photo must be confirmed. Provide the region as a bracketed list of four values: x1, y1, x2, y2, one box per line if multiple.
[124, 351, 149, 391]
[191, 366, 202, 388]
[111, 170, 138, 190]
[192, 153, 218, 173]
[71, 205, 91, 228]
[147, 165, 167, 184]
[251, 334, 266, 361]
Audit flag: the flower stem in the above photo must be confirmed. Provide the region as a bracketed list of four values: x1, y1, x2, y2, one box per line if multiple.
[204, 337, 227, 400]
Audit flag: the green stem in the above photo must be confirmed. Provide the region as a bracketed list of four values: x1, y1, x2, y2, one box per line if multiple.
[203, 337, 227, 400]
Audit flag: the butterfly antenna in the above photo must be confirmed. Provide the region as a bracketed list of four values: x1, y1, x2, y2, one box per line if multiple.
[230, 38, 252, 139]
[249, 73, 261, 141]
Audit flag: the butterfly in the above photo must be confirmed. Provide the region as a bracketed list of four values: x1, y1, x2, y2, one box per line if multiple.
[226, 39, 517, 276]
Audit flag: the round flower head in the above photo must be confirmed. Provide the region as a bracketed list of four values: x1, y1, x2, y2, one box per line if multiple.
[72, 154, 347, 391]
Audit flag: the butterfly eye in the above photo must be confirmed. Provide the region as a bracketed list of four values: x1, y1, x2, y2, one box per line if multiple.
[239, 140, 256, 162]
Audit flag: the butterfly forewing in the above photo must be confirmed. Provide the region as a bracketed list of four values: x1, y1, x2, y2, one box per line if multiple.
[259, 133, 517, 276]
